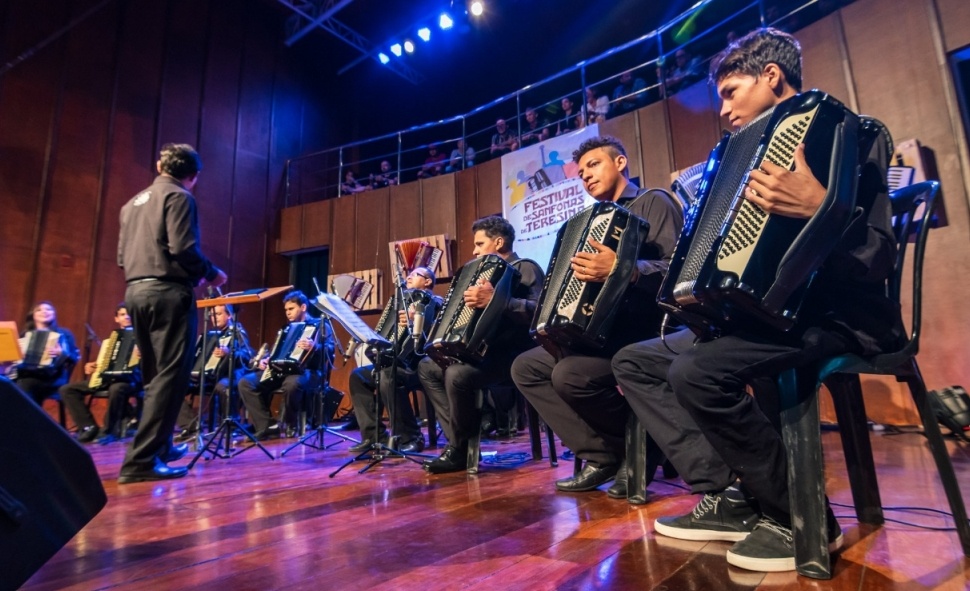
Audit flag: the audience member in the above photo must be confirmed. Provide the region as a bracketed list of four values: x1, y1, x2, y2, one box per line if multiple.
[490, 119, 518, 159]
[556, 96, 583, 136]
[341, 170, 367, 195]
[520, 107, 551, 147]
[664, 48, 703, 94]
[610, 70, 647, 116]
[417, 143, 447, 179]
[585, 87, 609, 124]
[446, 139, 476, 172]
[370, 160, 398, 189]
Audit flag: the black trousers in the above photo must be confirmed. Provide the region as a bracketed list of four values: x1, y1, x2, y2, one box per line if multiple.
[237, 370, 320, 433]
[175, 376, 234, 432]
[612, 327, 849, 525]
[15, 375, 68, 407]
[416, 347, 524, 450]
[122, 281, 196, 473]
[511, 347, 628, 467]
[348, 364, 422, 443]
[60, 380, 138, 436]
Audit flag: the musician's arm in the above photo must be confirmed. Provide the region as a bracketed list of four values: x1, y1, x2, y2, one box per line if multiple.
[233, 325, 255, 368]
[505, 261, 544, 325]
[165, 192, 222, 285]
[629, 190, 684, 292]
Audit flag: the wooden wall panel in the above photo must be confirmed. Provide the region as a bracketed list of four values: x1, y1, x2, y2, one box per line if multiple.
[937, 0, 970, 51]
[599, 112, 642, 181]
[420, 173, 457, 238]
[797, 13, 854, 111]
[455, 167, 479, 265]
[388, 183, 421, 241]
[475, 158, 503, 219]
[354, 189, 390, 273]
[155, 0, 208, 149]
[666, 79, 722, 172]
[302, 199, 332, 250]
[330, 197, 357, 273]
[637, 101, 675, 190]
[278, 207, 303, 253]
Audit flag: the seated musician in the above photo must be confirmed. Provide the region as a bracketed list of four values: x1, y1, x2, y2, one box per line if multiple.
[511, 136, 683, 495]
[417, 216, 544, 473]
[10, 301, 79, 408]
[347, 266, 442, 454]
[237, 290, 334, 440]
[611, 28, 904, 572]
[174, 304, 253, 443]
[59, 303, 142, 444]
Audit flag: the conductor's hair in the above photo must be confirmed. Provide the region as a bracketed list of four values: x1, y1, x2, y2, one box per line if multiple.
[158, 143, 203, 179]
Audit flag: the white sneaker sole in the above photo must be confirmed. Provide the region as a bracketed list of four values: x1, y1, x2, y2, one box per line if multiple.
[654, 518, 751, 542]
[725, 533, 845, 573]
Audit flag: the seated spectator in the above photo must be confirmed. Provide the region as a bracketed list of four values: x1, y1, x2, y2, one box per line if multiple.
[664, 48, 703, 94]
[490, 119, 518, 159]
[370, 160, 398, 189]
[341, 170, 367, 194]
[610, 70, 647, 117]
[556, 96, 583, 136]
[520, 107, 550, 147]
[446, 139, 476, 173]
[585, 86, 609, 124]
[417, 143, 447, 179]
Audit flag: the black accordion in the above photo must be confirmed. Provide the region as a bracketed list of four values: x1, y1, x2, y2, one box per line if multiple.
[190, 330, 230, 382]
[259, 321, 319, 383]
[365, 289, 435, 369]
[88, 328, 139, 389]
[16, 330, 67, 379]
[658, 90, 860, 335]
[426, 254, 519, 367]
[531, 201, 649, 357]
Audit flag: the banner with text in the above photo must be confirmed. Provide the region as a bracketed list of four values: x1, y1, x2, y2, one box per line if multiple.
[501, 125, 599, 269]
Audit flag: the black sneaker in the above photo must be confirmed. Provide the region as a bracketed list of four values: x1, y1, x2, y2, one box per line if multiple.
[654, 486, 759, 542]
[725, 514, 844, 572]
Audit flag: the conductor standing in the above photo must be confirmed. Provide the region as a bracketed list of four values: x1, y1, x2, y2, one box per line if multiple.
[117, 143, 227, 483]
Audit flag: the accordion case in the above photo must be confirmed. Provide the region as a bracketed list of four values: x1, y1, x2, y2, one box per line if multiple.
[426, 254, 519, 367]
[658, 90, 860, 335]
[531, 200, 649, 357]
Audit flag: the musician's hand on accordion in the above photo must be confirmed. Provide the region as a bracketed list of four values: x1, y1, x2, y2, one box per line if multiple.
[570, 238, 617, 283]
[745, 143, 826, 219]
[83, 361, 98, 375]
[463, 279, 495, 309]
[296, 337, 315, 351]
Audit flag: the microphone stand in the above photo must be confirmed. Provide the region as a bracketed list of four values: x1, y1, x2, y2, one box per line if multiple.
[329, 265, 429, 477]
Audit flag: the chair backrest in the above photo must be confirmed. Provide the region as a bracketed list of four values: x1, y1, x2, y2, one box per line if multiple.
[887, 180, 940, 359]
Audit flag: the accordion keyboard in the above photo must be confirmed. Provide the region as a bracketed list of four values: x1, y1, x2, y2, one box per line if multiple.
[558, 213, 611, 317]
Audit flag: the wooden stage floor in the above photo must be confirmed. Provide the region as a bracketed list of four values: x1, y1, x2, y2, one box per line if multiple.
[22, 426, 970, 590]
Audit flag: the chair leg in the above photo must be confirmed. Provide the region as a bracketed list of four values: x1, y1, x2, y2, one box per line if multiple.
[466, 389, 484, 474]
[423, 391, 438, 449]
[906, 362, 970, 556]
[625, 414, 664, 505]
[825, 374, 884, 524]
[526, 402, 543, 461]
[779, 368, 831, 579]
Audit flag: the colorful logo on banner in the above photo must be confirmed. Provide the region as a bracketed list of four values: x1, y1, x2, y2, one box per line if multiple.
[501, 125, 599, 269]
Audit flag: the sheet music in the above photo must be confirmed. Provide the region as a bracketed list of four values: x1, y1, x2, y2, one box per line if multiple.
[314, 293, 391, 350]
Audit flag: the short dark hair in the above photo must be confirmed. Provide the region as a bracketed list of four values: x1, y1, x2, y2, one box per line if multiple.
[158, 143, 203, 179]
[115, 302, 127, 314]
[709, 28, 803, 91]
[26, 300, 58, 331]
[413, 266, 436, 284]
[472, 215, 515, 246]
[572, 136, 627, 164]
[283, 290, 309, 308]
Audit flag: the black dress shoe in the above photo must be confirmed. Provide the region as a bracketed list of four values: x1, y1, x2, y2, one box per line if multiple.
[255, 424, 281, 441]
[77, 426, 100, 444]
[160, 443, 189, 463]
[423, 445, 467, 474]
[606, 461, 629, 499]
[118, 461, 189, 484]
[399, 436, 425, 453]
[555, 462, 619, 492]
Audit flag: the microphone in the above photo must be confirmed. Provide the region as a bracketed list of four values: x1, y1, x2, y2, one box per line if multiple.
[344, 338, 360, 363]
[411, 302, 426, 346]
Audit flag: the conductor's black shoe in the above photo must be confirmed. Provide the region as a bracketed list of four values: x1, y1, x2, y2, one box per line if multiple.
[118, 460, 189, 484]
[423, 445, 467, 474]
[76, 426, 100, 444]
[399, 436, 425, 453]
[555, 462, 619, 492]
[606, 460, 629, 499]
[160, 443, 189, 463]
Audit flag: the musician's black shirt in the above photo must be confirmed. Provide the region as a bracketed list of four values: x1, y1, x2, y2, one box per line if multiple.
[496, 252, 545, 354]
[118, 175, 221, 285]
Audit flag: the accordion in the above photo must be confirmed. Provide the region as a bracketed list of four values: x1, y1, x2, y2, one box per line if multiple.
[426, 254, 519, 367]
[395, 239, 442, 274]
[260, 321, 319, 383]
[15, 330, 66, 378]
[531, 201, 649, 357]
[658, 90, 860, 335]
[331, 274, 373, 310]
[190, 330, 231, 382]
[364, 289, 435, 369]
[88, 328, 139, 389]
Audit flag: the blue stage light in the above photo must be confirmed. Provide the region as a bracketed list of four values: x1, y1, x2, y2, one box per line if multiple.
[403, 40, 414, 53]
[390, 43, 402, 57]
[439, 13, 453, 29]
[378, 52, 390, 64]
[418, 27, 431, 42]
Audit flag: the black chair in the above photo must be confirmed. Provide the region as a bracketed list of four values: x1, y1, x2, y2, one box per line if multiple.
[777, 181, 970, 578]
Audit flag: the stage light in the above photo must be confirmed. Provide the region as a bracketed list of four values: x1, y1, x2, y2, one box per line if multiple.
[439, 13, 453, 29]
[390, 43, 402, 57]
[470, 1, 484, 17]
[378, 52, 390, 64]
[404, 40, 415, 53]
[418, 27, 431, 42]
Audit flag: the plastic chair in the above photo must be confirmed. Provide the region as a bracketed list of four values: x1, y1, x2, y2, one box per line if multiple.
[778, 181, 970, 578]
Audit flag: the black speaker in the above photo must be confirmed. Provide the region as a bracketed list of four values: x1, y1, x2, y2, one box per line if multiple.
[929, 385, 970, 438]
[0, 377, 107, 590]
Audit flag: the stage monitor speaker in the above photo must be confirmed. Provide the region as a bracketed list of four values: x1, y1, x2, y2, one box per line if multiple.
[0, 377, 107, 590]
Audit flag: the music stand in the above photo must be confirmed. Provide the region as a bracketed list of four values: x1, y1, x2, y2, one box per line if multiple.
[187, 285, 291, 468]
[0, 322, 23, 364]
